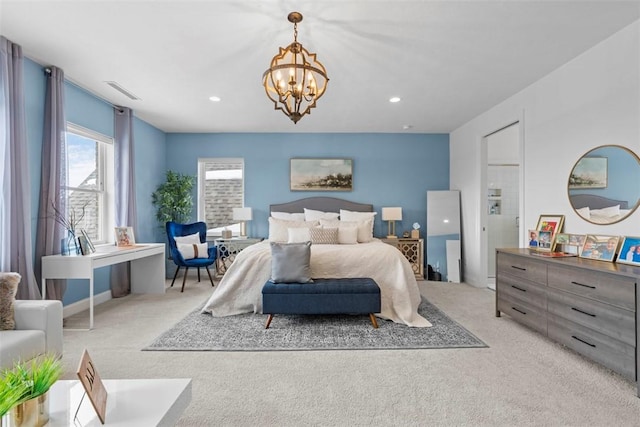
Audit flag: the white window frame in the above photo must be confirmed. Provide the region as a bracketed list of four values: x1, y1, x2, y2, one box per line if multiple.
[65, 123, 114, 245]
[197, 157, 245, 237]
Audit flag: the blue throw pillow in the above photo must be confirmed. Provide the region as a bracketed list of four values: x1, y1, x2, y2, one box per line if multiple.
[270, 241, 313, 284]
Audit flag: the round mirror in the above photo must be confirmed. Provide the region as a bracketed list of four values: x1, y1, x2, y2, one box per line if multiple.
[568, 145, 640, 225]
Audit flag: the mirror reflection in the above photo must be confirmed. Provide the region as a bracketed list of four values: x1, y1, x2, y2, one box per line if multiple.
[568, 145, 640, 225]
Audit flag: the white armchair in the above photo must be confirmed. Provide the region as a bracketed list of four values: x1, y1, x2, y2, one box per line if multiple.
[0, 299, 63, 370]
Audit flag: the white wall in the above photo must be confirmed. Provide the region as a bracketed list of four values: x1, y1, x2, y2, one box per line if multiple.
[451, 20, 640, 287]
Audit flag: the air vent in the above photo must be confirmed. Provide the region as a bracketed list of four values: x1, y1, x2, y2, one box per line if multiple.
[105, 81, 140, 100]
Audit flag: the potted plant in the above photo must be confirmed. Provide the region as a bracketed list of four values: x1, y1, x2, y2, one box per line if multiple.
[151, 170, 195, 225]
[0, 354, 62, 427]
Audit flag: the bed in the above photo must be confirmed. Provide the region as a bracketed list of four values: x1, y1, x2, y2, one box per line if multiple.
[569, 194, 630, 224]
[201, 197, 431, 327]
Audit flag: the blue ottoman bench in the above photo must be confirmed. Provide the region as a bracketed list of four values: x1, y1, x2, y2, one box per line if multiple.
[262, 277, 381, 329]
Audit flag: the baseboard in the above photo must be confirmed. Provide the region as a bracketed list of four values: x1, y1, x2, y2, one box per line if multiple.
[63, 291, 112, 319]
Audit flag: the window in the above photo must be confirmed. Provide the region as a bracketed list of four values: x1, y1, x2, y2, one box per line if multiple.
[197, 158, 244, 236]
[65, 123, 114, 244]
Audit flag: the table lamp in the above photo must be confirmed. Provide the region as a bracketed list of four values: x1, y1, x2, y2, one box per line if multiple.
[381, 207, 402, 238]
[233, 207, 253, 237]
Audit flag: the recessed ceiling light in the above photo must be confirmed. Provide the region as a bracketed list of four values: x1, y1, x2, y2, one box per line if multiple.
[402, 125, 413, 130]
[209, 96, 221, 102]
[389, 97, 401, 103]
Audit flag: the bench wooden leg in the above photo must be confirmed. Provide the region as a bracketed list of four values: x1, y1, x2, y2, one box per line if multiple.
[369, 313, 379, 329]
[265, 314, 274, 329]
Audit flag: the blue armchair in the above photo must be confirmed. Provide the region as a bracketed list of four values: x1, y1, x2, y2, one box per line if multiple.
[166, 221, 217, 292]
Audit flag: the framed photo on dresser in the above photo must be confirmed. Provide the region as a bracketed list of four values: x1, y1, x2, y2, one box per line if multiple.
[579, 234, 619, 262]
[615, 236, 640, 266]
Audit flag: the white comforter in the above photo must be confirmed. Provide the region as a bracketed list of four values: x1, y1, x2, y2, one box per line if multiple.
[201, 239, 432, 327]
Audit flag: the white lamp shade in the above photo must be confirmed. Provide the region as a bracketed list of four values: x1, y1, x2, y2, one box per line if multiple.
[232, 207, 253, 221]
[381, 207, 402, 221]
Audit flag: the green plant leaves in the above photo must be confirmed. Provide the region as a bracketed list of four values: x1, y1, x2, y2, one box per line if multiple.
[151, 170, 195, 224]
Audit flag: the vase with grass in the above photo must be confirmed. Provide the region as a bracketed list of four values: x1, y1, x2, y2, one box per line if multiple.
[0, 354, 63, 427]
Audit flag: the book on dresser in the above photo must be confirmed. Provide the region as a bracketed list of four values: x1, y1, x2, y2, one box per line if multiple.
[495, 248, 640, 397]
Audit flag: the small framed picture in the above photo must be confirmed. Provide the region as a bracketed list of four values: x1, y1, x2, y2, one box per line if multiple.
[114, 226, 135, 247]
[536, 214, 565, 251]
[579, 234, 619, 262]
[537, 230, 553, 251]
[80, 229, 95, 253]
[528, 229, 540, 249]
[615, 236, 640, 266]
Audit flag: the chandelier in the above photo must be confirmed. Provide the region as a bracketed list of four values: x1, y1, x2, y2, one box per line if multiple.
[263, 12, 329, 124]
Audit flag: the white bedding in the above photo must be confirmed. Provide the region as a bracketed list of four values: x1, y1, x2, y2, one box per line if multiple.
[201, 239, 432, 327]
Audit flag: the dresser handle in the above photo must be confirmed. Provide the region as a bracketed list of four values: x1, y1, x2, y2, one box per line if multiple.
[571, 307, 596, 317]
[512, 307, 526, 315]
[570, 281, 596, 289]
[511, 266, 526, 271]
[511, 285, 526, 292]
[571, 335, 596, 348]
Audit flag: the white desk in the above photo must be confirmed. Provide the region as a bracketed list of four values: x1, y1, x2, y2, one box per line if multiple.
[41, 244, 165, 329]
[48, 378, 191, 426]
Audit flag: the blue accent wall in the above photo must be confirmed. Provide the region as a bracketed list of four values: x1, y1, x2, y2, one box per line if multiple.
[23, 58, 450, 307]
[165, 132, 450, 262]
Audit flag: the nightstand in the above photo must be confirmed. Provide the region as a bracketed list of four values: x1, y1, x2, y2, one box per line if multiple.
[381, 238, 424, 279]
[214, 237, 263, 275]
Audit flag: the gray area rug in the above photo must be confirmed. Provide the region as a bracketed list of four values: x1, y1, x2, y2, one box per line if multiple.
[144, 299, 487, 351]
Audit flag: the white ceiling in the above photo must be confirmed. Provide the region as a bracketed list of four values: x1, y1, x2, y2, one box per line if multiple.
[1, 1, 638, 133]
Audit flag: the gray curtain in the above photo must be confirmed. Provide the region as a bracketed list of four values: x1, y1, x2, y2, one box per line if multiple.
[110, 107, 138, 297]
[34, 66, 67, 301]
[0, 37, 40, 299]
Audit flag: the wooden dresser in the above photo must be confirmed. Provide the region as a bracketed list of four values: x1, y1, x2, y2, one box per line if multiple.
[496, 248, 640, 395]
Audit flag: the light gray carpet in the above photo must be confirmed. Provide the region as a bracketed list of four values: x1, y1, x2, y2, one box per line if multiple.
[144, 299, 486, 351]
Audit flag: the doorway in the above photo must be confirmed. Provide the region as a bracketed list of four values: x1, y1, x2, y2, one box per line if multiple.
[484, 123, 521, 290]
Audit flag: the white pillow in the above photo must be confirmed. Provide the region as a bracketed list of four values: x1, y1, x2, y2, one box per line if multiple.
[337, 226, 358, 244]
[177, 242, 209, 260]
[269, 217, 319, 243]
[339, 209, 377, 223]
[589, 205, 620, 218]
[304, 208, 340, 222]
[319, 218, 340, 228]
[288, 227, 312, 243]
[341, 219, 374, 243]
[271, 211, 306, 221]
[174, 232, 201, 244]
[576, 206, 590, 219]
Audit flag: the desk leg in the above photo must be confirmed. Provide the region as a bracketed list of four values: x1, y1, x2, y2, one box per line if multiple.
[42, 274, 47, 299]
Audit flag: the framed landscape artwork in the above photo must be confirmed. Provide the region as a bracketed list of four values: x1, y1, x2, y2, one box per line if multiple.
[615, 236, 640, 266]
[579, 234, 619, 262]
[290, 158, 353, 191]
[568, 156, 607, 189]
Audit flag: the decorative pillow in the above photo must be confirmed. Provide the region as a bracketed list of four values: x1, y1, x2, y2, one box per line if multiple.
[304, 208, 340, 222]
[337, 226, 359, 244]
[177, 242, 209, 260]
[0, 272, 21, 331]
[319, 218, 371, 243]
[288, 227, 312, 243]
[174, 232, 201, 244]
[309, 227, 339, 244]
[270, 241, 313, 284]
[269, 217, 319, 243]
[319, 218, 340, 228]
[271, 211, 306, 221]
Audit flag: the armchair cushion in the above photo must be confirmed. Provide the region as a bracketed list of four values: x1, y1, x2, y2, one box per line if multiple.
[0, 272, 20, 330]
[177, 242, 209, 260]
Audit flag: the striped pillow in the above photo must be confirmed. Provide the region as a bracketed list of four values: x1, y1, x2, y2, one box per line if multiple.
[309, 227, 339, 244]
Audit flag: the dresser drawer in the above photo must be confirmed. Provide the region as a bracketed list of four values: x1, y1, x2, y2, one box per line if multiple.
[547, 264, 635, 311]
[497, 253, 547, 285]
[548, 314, 635, 381]
[547, 288, 635, 346]
[497, 273, 547, 311]
[497, 293, 547, 335]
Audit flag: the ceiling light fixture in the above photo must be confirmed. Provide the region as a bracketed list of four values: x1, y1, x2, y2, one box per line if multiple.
[209, 96, 221, 102]
[263, 12, 329, 124]
[389, 97, 401, 103]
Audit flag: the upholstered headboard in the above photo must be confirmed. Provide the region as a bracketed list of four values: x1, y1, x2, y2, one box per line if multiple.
[570, 194, 629, 210]
[270, 197, 373, 214]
